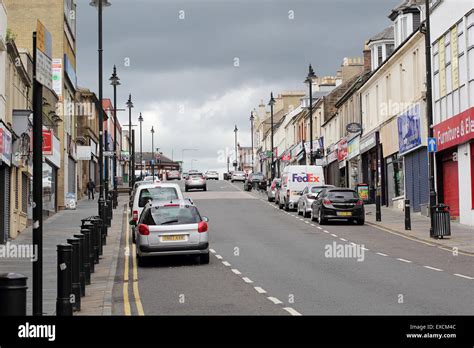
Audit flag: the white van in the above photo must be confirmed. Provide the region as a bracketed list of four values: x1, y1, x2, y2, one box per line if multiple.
[278, 165, 325, 211]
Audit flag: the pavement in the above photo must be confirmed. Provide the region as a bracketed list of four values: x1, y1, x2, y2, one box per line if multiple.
[364, 204, 474, 255]
[0, 195, 126, 316]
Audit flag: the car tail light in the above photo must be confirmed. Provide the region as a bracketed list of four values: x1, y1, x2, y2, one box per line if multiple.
[164, 204, 180, 207]
[132, 210, 139, 221]
[138, 224, 150, 235]
[198, 221, 208, 233]
[323, 199, 332, 206]
[356, 200, 363, 206]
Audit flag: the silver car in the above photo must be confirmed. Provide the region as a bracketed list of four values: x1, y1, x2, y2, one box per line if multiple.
[205, 171, 219, 180]
[185, 172, 207, 191]
[297, 185, 335, 218]
[132, 200, 210, 266]
[231, 171, 246, 182]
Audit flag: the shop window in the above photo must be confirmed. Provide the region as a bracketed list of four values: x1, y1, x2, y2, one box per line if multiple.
[386, 155, 404, 201]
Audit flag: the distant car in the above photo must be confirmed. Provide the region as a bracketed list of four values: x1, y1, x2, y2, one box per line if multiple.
[205, 171, 219, 180]
[267, 178, 281, 202]
[167, 170, 181, 180]
[143, 176, 161, 183]
[231, 171, 246, 183]
[223, 172, 232, 180]
[185, 172, 207, 192]
[297, 185, 335, 218]
[310, 188, 365, 225]
[244, 172, 266, 191]
[132, 200, 210, 266]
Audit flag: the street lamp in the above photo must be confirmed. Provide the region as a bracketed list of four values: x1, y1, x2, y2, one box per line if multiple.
[305, 64, 316, 165]
[126, 94, 133, 188]
[234, 125, 238, 171]
[90, 0, 111, 235]
[109, 65, 120, 208]
[151, 126, 155, 178]
[250, 111, 255, 171]
[268, 92, 276, 179]
[138, 112, 144, 179]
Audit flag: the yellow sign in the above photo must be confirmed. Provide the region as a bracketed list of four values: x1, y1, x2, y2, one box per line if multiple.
[451, 27, 459, 91]
[439, 37, 446, 98]
[36, 20, 52, 58]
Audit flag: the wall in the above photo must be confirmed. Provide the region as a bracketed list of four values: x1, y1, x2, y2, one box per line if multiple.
[0, 1, 7, 122]
[457, 142, 473, 225]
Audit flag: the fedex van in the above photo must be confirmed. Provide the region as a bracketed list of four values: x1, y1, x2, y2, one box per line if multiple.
[278, 165, 325, 211]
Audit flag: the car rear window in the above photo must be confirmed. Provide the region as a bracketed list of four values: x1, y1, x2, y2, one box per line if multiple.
[326, 190, 358, 199]
[139, 187, 179, 207]
[143, 206, 201, 225]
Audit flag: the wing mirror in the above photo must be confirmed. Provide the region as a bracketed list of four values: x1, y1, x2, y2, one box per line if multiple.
[129, 219, 137, 226]
[202, 216, 209, 222]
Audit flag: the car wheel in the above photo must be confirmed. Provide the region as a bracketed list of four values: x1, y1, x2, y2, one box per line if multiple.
[297, 205, 302, 215]
[199, 252, 210, 264]
[304, 208, 311, 219]
[310, 209, 317, 222]
[132, 229, 136, 244]
[231, 180, 234, 183]
[203, 186, 207, 191]
[267, 195, 272, 202]
[279, 201, 283, 209]
[285, 200, 290, 212]
[357, 218, 365, 225]
[185, 187, 189, 192]
[137, 253, 146, 267]
[318, 209, 327, 225]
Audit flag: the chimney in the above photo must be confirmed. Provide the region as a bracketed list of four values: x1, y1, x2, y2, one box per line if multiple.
[363, 42, 371, 72]
[335, 70, 342, 86]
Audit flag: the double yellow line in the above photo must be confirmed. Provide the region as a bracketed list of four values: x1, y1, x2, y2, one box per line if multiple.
[123, 210, 145, 315]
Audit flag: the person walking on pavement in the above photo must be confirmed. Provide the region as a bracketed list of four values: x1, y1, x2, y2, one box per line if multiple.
[87, 178, 96, 200]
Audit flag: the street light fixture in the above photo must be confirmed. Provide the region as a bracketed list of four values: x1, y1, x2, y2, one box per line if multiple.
[109, 65, 120, 208]
[250, 111, 255, 171]
[234, 125, 238, 171]
[138, 112, 144, 179]
[268, 92, 276, 179]
[305, 64, 316, 165]
[126, 94, 134, 188]
[151, 126, 155, 178]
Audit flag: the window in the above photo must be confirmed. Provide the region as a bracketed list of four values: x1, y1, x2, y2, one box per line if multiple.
[386, 44, 394, 57]
[386, 155, 404, 200]
[22, 174, 28, 214]
[138, 187, 179, 207]
[378, 46, 383, 67]
[147, 205, 201, 225]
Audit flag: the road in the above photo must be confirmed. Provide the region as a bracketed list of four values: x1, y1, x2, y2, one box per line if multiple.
[113, 179, 474, 315]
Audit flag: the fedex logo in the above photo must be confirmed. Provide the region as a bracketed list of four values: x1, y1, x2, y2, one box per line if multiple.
[292, 173, 319, 183]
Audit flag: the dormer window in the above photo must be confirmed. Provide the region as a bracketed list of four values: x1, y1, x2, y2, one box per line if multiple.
[367, 26, 395, 70]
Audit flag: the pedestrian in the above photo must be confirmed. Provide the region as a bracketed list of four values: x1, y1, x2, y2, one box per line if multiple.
[87, 178, 96, 200]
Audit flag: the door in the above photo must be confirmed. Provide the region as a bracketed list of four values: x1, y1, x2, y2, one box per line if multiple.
[442, 155, 459, 217]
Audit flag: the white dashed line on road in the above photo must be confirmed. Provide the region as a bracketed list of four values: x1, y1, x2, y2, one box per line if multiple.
[283, 307, 302, 316]
[304, 221, 309, 224]
[317, 227, 322, 230]
[423, 265, 443, 272]
[254, 287, 267, 294]
[323, 230, 330, 233]
[310, 224, 315, 226]
[397, 258, 412, 263]
[376, 252, 388, 257]
[222, 261, 231, 267]
[340, 238, 347, 242]
[453, 273, 474, 280]
[267, 297, 283, 305]
[330, 234, 338, 237]
[231, 269, 241, 275]
[242, 277, 254, 283]
[210, 249, 216, 253]
[215, 254, 223, 259]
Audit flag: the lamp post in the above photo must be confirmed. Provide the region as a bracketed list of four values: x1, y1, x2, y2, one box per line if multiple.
[250, 111, 255, 171]
[126, 94, 133, 188]
[109, 65, 120, 208]
[151, 126, 155, 178]
[268, 92, 275, 179]
[138, 112, 143, 179]
[90, 0, 111, 232]
[234, 125, 238, 171]
[305, 64, 316, 165]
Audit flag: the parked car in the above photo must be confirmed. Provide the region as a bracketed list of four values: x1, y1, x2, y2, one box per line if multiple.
[130, 183, 184, 242]
[278, 165, 325, 211]
[267, 178, 281, 202]
[167, 170, 181, 180]
[131, 200, 210, 266]
[231, 171, 246, 183]
[223, 171, 233, 180]
[185, 172, 207, 191]
[297, 185, 335, 218]
[205, 171, 219, 180]
[244, 172, 266, 191]
[310, 188, 365, 225]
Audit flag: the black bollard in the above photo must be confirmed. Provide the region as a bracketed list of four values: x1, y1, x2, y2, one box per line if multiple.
[56, 244, 73, 316]
[375, 187, 382, 222]
[0, 273, 28, 316]
[73, 234, 86, 297]
[404, 199, 411, 230]
[67, 238, 81, 312]
[80, 228, 92, 281]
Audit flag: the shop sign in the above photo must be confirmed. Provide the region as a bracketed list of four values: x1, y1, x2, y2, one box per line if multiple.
[347, 136, 360, 160]
[327, 149, 338, 164]
[42, 130, 53, 155]
[346, 122, 362, 134]
[359, 132, 377, 153]
[433, 106, 474, 152]
[357, 184, 369, 202]
[0, 123, 12, 166]
[304, 140, 321, 153]
[45, 135, 61, 168]
[281, 153, 291, 161]
[397, 104, 422, 155]
[291, 142, 304, 158]
[337, 138, 348, 162]
[77, 146, 91, 160]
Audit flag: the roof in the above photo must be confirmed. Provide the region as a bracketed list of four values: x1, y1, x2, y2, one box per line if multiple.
[368, 25, 394, 44]
[389, 0, 424, 20]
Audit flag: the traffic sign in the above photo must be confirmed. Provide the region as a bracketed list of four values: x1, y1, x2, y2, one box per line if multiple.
[428, 137, 437, 153]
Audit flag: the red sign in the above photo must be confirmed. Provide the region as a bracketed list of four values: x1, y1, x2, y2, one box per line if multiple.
[337, 138, 348, 161]
[281, 153, 291, 161]
[434, 107, 474, 152]
[42, 130, 53, 155]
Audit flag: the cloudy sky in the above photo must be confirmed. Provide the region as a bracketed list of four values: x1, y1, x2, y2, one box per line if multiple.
[77, 0, 399, 172]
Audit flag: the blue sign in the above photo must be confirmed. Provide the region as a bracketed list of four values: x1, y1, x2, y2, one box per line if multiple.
[64, 54, 77, 89]
[397, 104, 422, 155]
[150, 160, 155, 165]
[428, 137, 437, 153]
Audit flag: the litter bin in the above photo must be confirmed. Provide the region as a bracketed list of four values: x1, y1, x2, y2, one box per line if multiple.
[0, 273, 28, 316]
[431, 204, 451, 239]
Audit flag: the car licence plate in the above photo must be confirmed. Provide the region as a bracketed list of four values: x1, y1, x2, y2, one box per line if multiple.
[162, 235, 186, 241]
[337, 212, 352, 217]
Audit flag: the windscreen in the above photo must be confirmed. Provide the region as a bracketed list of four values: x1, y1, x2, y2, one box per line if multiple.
[143, 206, 201, 225]
[139, 187, 179, 207]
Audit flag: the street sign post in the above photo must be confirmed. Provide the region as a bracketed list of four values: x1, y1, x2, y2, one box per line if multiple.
[428, 137, 437, 153]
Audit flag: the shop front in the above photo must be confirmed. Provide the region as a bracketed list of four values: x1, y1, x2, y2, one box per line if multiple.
[346, 135, 360, 189]
[43, 134, 61, 215]
[360, 131, 382, 204]
[337, 138, 348, 187]
[325, 144, 339, 186]
[433, 106, 474, 225]
[0, 122, 12, 244]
